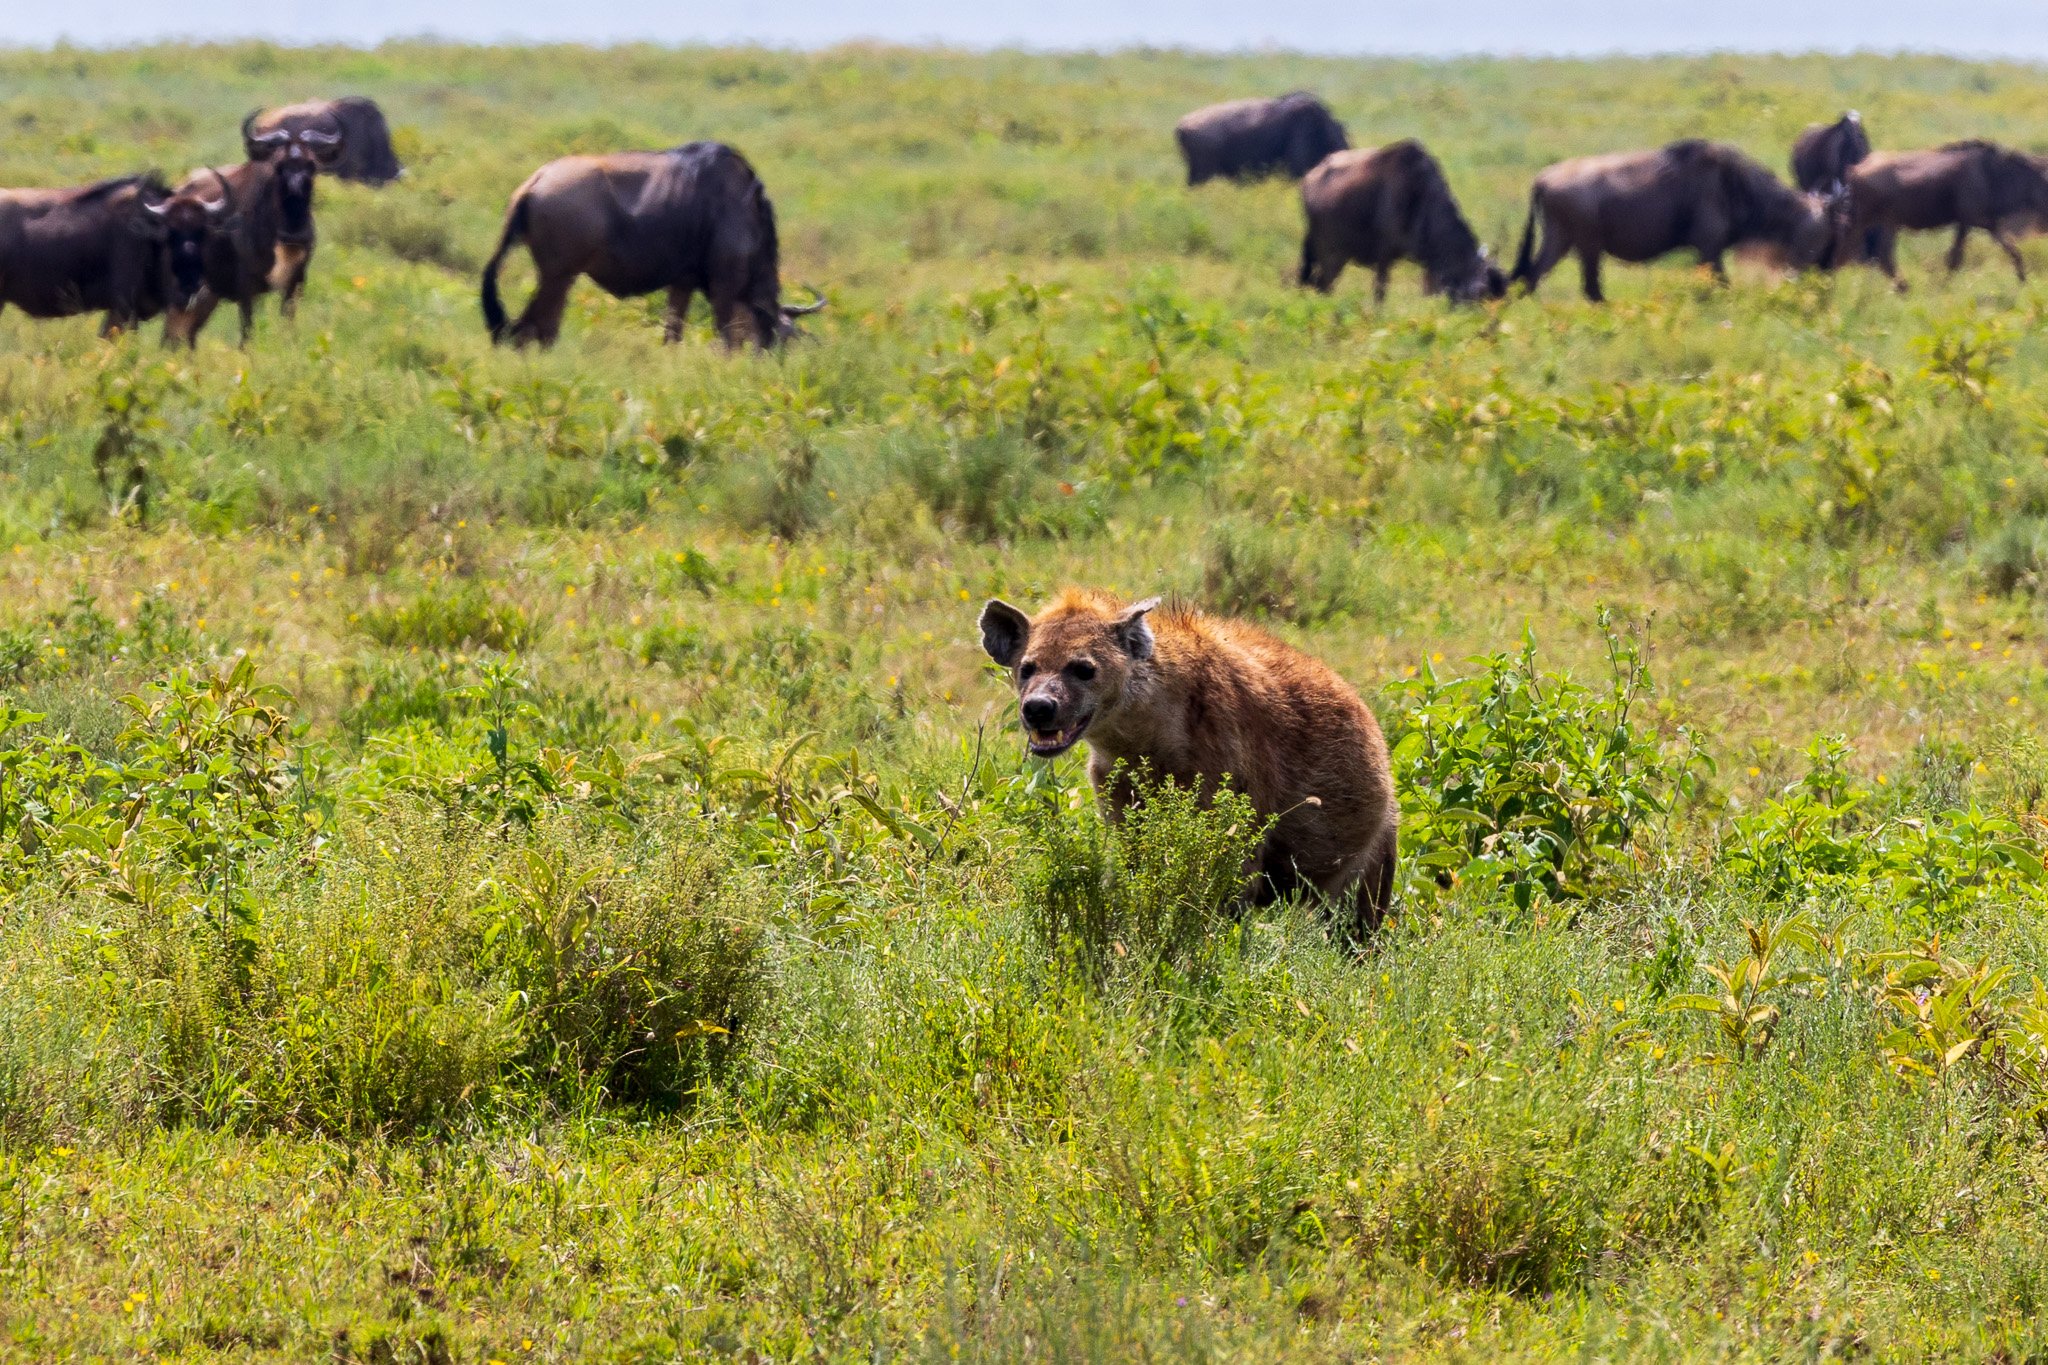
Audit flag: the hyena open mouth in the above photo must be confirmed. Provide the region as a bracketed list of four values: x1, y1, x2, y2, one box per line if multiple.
[1029, 715, 1091, 758]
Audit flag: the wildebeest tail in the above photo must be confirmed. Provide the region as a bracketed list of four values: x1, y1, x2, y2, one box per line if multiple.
[1510, 188, 1540, 284]
[480, 192, 529, 341]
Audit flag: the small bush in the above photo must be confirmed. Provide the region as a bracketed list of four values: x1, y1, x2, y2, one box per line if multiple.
[1391, 614, 1704, 910]
[358, 583, 537, 652]
[236, 829, 520, 1134]
[1022, 773, 1264, 984]
[880, 427, 1090, 541]
[1978, 515, 2048, 596]
[1200, 518, 1362, 626]
[331, 198, 477, 273]
[485, 813, 768, 1109]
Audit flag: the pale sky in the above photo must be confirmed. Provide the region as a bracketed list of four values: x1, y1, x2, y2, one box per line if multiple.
[10, 0, 2048, 58]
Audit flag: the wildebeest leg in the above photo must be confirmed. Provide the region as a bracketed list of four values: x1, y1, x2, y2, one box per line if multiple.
[1521, 225, 1571, 296]
[271, 242, 312, 318]
[1874, 228, 1906, 292]
[1577, 248, 1605, 303]
[1992, 226, 2028, 281]
[1703, 252, 1728, 285]
[1298, 231, 1339, 292]
[237, 298, 256, 347]
[710, 271, 774, 350]
[707, 290, 747, 350]
[280, 254, 310, 318]
[164, 291, 221, 349]
[1947, 225, 1971, 273]
[663, 286, 694, 344]
[1373, 264, 1391, 305]
[511, 272, 575, 348]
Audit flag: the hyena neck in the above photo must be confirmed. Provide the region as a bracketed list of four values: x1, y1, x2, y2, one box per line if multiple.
[1087, 667, 1195, 773]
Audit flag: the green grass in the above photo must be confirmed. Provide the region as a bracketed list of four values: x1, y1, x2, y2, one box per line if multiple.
[9, 40, 2048, 1361]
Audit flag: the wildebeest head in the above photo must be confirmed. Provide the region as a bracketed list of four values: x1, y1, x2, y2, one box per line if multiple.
[1430, 245, 1509, 303]
[1720, 141, 1839, 270]
[243, 109, 345, 169]
[141, 170, 234, 308]
[772, 286, 828, 343]
[1788, 190, 1840, 269]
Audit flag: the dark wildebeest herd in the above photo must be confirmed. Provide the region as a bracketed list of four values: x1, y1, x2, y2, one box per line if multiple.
[3, 87, 2048, 354]
[1181, 90, 2048, 303]
[0, 97, 821, 351]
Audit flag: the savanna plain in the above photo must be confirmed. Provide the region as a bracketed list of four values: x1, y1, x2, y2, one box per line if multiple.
[9, 43, 2048, 1362]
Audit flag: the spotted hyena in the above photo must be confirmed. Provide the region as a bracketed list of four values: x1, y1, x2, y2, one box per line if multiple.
[979, 588, 1398, 934]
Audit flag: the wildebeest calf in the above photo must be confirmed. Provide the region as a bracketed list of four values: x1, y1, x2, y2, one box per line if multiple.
[979, 589, 1399, 938]
[1298, 139, 1505, 304]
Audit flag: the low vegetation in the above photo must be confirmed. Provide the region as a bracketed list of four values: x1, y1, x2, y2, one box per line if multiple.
[7, 40, 2048, 1361]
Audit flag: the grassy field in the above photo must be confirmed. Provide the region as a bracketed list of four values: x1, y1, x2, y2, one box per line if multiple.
[10, 41, 2048, 1361]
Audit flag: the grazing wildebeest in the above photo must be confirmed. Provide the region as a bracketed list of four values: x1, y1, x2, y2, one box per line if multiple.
[1791, 111, 1871, 193]
[0, 173, 219, 334]
[245, 97, 403, 185]
[1175, 93, 1348, 186]
[1297, 140, 1506, 304]
[480, 141, 824, 349]
[1510, 140, 1836, 302]
[163, 144, 323, 346]
[1836, 140, 2048, 288]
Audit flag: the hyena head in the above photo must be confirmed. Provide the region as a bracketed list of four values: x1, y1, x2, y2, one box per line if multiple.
[978, 592, 1160, 758]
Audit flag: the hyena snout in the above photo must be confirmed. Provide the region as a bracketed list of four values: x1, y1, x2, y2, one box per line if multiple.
[1021, 696, 1059, 728]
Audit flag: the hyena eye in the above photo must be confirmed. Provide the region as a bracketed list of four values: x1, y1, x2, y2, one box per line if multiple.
[1067, 661, 1097, 682]
[1018, 662, 1038, 680]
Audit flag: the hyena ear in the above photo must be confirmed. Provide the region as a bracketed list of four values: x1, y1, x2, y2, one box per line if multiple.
[1113, 597, 1161, 660]
[979, 599, 1031, 668]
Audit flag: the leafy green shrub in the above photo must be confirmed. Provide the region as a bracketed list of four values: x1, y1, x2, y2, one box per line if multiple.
[1722, 736, 2043, 929]
[483, 814, 767, 1109]
[1390, 615, 1703, 910]
[1022, 773, 1265, 983]
[357, 582, 537, 652]
[1720, 736, 1868, 900]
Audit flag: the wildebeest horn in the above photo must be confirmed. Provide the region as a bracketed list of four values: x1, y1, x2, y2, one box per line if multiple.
[781, 286, 827, 317]
[252, 129, 294, 145]
[300, 128, 343, 145]
[198, 166, 234, 214]
[143, 199, 170, 217]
